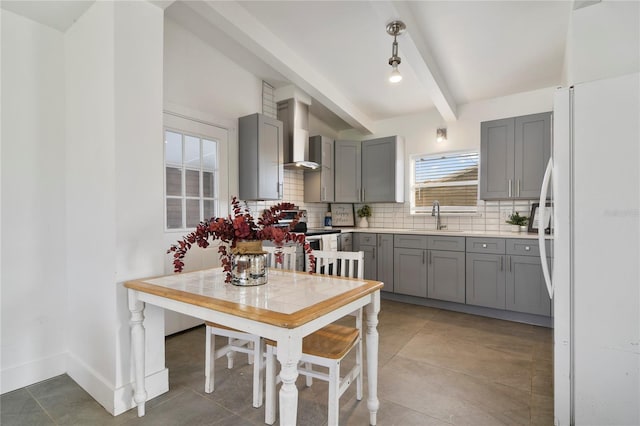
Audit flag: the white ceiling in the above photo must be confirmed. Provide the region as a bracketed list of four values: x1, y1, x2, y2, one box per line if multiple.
[3, 0, 575, 132]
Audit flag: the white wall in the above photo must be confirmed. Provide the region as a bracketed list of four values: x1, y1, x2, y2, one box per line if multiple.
[0, 9, 68, 394]
[64, 1, 166, 415]
[565, 0, 639, 84]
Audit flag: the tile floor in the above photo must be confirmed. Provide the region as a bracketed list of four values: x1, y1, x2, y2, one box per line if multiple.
[1, 300, 553, 425]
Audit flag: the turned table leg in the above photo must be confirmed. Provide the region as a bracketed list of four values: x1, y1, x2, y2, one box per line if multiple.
[365, 293, 381, 426]
[128, 291, 147, 417]
[276, 337, 302, 426]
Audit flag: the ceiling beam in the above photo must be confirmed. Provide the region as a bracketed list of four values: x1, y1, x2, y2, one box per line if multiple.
[187, 1, 375, 134]
[370, 1, 458, 122]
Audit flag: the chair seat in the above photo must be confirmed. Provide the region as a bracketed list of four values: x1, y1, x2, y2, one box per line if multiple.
[265, 324, 359, 360]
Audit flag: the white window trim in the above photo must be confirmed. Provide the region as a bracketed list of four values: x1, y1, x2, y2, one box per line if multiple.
[410, 150, 480, 215]
[163, 112, 229, 232]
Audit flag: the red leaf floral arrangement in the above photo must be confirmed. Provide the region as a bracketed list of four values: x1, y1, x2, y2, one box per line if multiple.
[168, 197, 315, 282]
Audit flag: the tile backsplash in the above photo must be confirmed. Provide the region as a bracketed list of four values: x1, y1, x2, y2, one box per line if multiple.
[243, 171, 536, 232]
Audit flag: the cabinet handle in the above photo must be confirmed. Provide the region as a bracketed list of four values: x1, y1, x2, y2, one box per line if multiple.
[509, 256, 512, 272]
[429, 251, 432, 265]
[517, 180, 520, 197]
[508, 179, 512, 197]
[362, 188, 366, 202]
[422, 251, 425, 264]
[482, 243, 487, 248]
[373, 247, 376, 260]
[525, 246, 530, 251]
[322, 187, 325, 201]
[500, 256, 504, 271]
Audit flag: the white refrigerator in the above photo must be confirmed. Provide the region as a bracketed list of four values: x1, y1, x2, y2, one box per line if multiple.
[544, 73, 640, 425]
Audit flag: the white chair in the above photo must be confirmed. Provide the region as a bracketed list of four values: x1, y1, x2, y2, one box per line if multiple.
[204, 246, 297, 408]
[265, 250, 365, 425]
[263, 245, 298, 270]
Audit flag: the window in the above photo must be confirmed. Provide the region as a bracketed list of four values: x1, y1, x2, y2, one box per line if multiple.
[164, 113, 229, 231]
[411, 151, 479, 214]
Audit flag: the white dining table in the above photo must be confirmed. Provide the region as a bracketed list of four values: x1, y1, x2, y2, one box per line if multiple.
[124, 267, 383, 426]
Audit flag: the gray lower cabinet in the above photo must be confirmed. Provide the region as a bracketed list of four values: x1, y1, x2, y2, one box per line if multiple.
[428, 250, 466, 303]
[505, 238, 552, 316]
[238, 113, 284, 201]
[354, 233, 393, 292]
[466, 252, 506, 309]
[377, 234, 394, 293]
[394, 248, 427, 297]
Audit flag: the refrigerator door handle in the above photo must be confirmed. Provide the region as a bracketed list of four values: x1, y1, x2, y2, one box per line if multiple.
[538, 157, 553, 298]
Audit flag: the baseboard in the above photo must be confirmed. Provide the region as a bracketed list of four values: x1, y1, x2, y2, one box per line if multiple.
[381, 292, 554, 328]
[112, 368, 169, 416]
[67, 351, 169, 416]
[0, 352, 67, 394]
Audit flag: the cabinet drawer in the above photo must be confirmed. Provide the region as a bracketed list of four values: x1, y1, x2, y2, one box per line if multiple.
[394, 234, 427, 249]
[466, 237, 506, 254]
[506, 239, 551, 257]
[428, 236, 465, 252]
[357, 233, 377, 246]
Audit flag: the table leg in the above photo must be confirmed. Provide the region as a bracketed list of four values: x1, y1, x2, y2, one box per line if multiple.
[365, 293, 381, 426]
[128, 291, 147, 417]
[276, 337, 302, 426]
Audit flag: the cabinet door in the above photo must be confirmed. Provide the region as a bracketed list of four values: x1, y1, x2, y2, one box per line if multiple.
[304, 136, 334, 202]
[506, 255, 552, 316]
[394, 248, 427, 297]
[360, 245, 377, 281]
[428, 250, 465, 303]
[480, 118, 515, 200]
[321, 138, 335, 202]
[362, 136, 399, 202]
[334, 140, 361, 202]
[258, 115, 283, 200]
[238, 114, 283, 200]
[377, 234, 394, 293]
[466, 253, 506, 309]
[514, 112, 551, 199]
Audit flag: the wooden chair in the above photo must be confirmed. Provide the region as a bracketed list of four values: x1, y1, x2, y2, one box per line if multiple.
[204, 246, 297, 408]
[265, 250, 365, 425]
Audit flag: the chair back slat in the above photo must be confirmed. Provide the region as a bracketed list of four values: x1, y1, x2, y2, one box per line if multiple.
[306, 250, 364, 279]
[263, 246, 297, 270]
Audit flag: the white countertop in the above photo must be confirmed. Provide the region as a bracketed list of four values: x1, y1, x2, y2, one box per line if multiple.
[335, 227, 551, 240]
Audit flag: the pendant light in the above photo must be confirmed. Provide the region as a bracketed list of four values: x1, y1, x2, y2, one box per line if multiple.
[386, 20, 406, 84]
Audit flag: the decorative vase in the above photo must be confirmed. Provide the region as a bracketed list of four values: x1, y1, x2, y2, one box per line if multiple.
[511, 224, 520, 233]
[358, 216, 369, 228]
[230, 241, 268, 286]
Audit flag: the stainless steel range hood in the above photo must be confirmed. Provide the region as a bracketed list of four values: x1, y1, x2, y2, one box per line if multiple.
[276, 98, 320, 170]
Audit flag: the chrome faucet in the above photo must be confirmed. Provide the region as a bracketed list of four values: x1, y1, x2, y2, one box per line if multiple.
[431, 200, 442, 230]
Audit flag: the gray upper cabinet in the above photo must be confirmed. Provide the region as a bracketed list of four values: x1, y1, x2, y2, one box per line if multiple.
[361, 136, 405, 203]
[334, 140, 361, 202]
[480, 112, 551, 200]
[238, 113, 284, 200]
[304, 136, 334, 203]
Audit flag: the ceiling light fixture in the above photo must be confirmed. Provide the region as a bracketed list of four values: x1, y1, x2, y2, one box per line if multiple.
[386, 20, 406, 84]
[437, 128, 447, 143]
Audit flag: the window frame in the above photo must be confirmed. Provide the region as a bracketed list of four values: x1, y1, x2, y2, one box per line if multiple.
[163, 112, 229, 232]
[410, 150, 479, 215]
